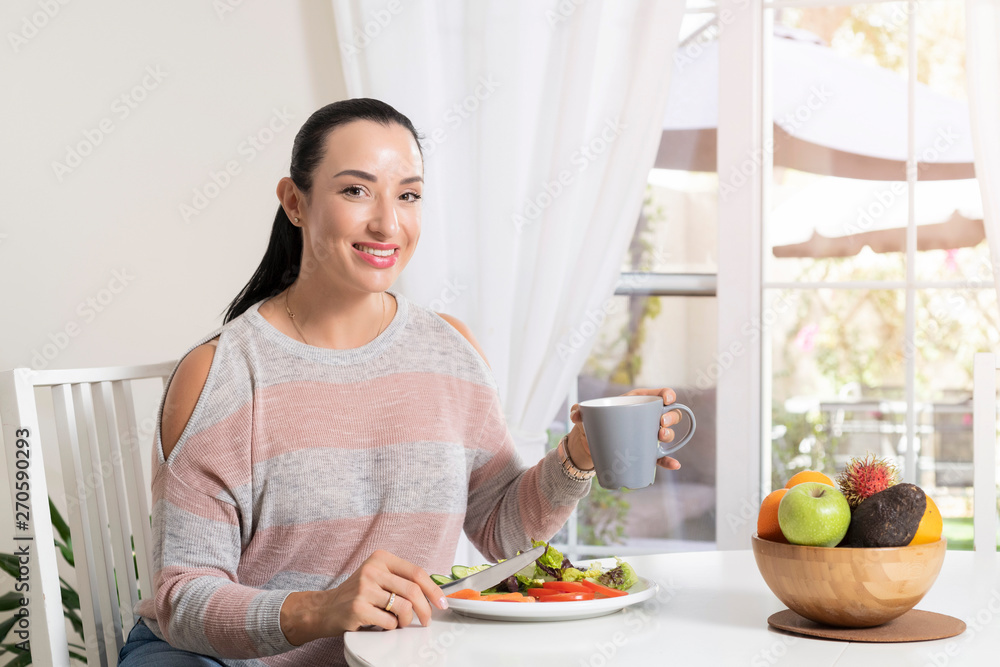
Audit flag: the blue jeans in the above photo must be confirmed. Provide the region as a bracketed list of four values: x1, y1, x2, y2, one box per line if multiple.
[118, 619, 226, 666]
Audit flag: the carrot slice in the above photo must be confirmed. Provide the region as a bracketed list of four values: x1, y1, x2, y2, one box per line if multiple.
[446, 589, 482, 600]
[482, 592, 531, 602]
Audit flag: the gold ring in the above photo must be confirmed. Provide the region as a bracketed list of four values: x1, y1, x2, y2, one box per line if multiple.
[384, 592, 397, 613]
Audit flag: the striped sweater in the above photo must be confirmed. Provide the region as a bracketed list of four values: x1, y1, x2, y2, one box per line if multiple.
[135, 291, 591, 665]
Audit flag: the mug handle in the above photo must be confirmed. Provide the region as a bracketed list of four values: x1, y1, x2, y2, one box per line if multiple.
[656, 403, 697, 457]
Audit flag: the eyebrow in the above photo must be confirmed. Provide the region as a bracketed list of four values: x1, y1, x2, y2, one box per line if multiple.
[333, 169, 422, 185]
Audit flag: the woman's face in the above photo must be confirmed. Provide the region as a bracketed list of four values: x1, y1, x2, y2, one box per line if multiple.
[293, 119, 423, 296]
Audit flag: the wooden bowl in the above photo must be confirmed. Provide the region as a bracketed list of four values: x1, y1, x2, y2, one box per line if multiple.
[752, 534, 947, 628]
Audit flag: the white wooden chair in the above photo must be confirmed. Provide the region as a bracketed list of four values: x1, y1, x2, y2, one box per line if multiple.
[0, 363, 175, 667]
[973, 352, 999, 554]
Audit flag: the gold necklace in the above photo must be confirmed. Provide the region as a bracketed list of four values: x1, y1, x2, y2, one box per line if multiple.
[284, 285, 386, 347]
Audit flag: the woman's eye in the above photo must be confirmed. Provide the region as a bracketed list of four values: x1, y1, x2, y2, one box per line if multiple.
[343, 186, 366, 197]
[400, 192, 422, 202]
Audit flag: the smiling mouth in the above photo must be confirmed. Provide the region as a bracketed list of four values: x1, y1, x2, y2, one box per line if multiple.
[353, 243, 397, 257]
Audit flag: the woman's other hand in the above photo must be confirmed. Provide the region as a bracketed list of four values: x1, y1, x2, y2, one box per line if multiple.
[279, 550, 448, 645]
[566, 388, 683, 471]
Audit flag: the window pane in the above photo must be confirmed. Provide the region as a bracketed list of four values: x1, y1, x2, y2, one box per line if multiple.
[768, 288, 906, 487]
[577, 294, 718, 554]
[913, 1, 983, 281]
[766, 5, 911, 284]
[915, 288, 1000, 549]
[629, 171, 718, 274]
[646, 9, 720, 274]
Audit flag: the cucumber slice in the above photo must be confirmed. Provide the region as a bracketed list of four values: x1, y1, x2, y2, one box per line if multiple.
[430, 574, 453, 585]
[451, 564, 490, 579]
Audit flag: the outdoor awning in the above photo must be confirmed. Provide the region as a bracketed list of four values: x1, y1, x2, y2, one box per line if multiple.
[768, 177, 984, 257]
[659, 25, 976, 181]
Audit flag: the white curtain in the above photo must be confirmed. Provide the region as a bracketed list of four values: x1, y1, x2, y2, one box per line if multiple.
[333, 0, 684, 460]
[967, 0, 1000, 297]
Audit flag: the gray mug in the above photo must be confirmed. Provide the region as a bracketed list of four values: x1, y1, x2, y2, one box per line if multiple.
[579, 395, 696, 490]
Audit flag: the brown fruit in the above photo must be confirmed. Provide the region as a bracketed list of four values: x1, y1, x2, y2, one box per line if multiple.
[841, 483, 926, 548]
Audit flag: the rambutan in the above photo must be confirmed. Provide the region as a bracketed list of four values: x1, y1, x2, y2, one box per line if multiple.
[836, 453, 900, 509]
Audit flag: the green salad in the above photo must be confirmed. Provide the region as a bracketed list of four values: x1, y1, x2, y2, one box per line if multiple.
[431, 540, 639, 595]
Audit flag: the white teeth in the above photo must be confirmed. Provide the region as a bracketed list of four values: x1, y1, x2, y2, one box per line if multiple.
[355, 244, 395, 257]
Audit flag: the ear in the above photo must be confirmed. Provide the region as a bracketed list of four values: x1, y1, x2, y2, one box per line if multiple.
[277, 177, 305, 226]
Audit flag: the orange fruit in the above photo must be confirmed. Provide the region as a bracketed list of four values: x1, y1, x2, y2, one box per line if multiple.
[785, 470, 835, 488]
[757, 489, 789, 542]
[909, 494, 943, 545]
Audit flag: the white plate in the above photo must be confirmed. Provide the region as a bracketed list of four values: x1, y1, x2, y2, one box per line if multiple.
[445, 576, 658, 622]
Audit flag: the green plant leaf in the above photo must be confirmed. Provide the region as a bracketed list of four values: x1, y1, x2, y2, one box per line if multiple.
[48, 499, 72, 545]
[63, 606, 84, 639]
[60, 585, 80, 612]
[0, 645, 30, 667]
[68, 649, 87, 663]
[56, 541, 74, 569]
[0, 615, 16, 644]
[0, 555, 19, 581]
[0, 594, 22, 613]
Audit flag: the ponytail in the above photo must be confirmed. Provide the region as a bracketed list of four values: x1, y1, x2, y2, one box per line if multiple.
[223, 206, 302, 323]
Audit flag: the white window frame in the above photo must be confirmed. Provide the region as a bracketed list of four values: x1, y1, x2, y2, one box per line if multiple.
[716, 0, 982, 551]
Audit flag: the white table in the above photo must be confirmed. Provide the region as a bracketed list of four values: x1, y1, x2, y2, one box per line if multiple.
[344, 550, 1000, 667]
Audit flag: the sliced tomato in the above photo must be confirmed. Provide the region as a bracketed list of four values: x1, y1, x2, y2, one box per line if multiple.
[540, 581, 589, 593]
[527, 588, 561, 597]
[581, 581, 628, 598]
[537, 592, 595, 602]
[446, 589, 482, 600]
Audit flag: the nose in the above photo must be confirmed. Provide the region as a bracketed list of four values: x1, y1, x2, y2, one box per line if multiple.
[367, 197, 400, 237]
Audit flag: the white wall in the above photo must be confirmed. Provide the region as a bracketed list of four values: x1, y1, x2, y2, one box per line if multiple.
[0, 0, 347, 594]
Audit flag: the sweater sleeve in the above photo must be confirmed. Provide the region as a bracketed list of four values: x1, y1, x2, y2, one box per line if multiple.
[148, 469, 296, 658]
[463, 392, 591, 562]
[141, 345, 298, 659]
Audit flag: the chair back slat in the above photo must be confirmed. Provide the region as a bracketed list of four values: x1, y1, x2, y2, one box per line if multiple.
[0, 369, 69, 667]
[51, 384, 105, 667]
[113, 379, 156, 601]
[72, 382, 124, 665]
[92, 381, 140, 629]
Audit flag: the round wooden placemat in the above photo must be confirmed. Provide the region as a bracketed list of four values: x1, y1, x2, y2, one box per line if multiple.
[767, 609, 966, 643]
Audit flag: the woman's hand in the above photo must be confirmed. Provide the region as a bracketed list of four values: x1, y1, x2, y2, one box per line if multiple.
[279, 550, 448, 646]
[566, 388, 684, 472]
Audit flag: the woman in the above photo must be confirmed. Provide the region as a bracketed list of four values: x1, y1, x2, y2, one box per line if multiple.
[119, 98, 683, 666]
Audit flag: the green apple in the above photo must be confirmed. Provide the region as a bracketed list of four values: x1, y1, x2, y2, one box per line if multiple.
[778, 482, 851, 547]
